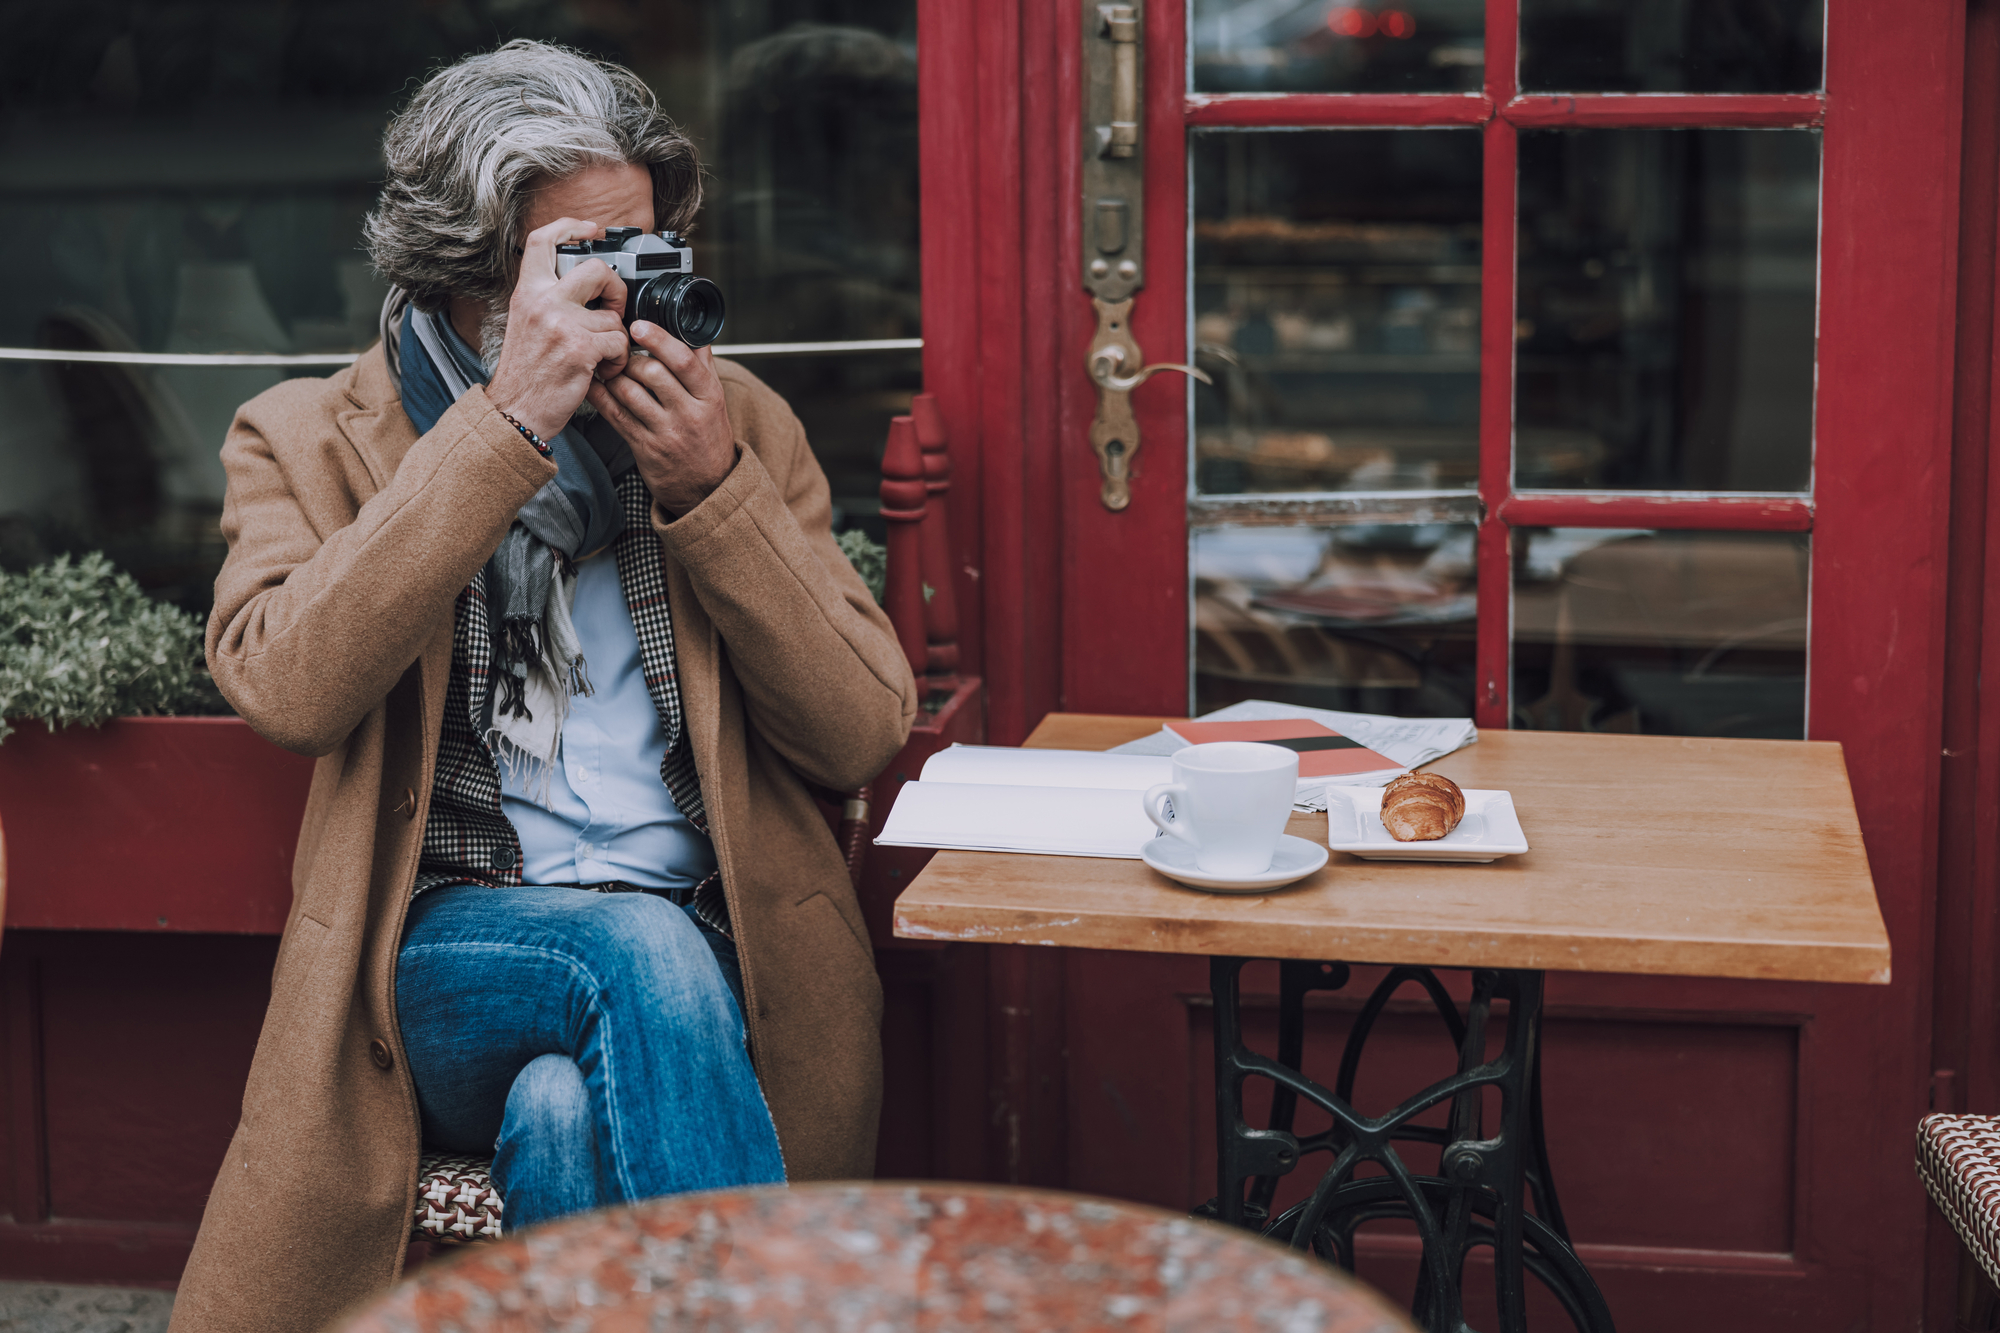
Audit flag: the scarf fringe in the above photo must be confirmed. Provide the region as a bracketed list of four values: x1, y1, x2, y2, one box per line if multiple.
[489, 716, 566, 810]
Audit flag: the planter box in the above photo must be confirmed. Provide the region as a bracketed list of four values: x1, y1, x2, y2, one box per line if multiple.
[0, 717, 312, 935]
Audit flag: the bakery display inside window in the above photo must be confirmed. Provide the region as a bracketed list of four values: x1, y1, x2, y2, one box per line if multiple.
[1511, 529, 1809, 738]
[1191, 128, 1485, 496]
[1192, 523, 1478, 719]
[1515, 128, 1821, 491]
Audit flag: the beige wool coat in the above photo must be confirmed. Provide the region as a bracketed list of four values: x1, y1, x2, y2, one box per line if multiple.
[170, 346, 916, 1333]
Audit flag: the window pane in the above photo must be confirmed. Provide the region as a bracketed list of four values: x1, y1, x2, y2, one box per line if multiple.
[1192, 130, 1481, 495]
[1194, 523, 1477, 718]
[1515, 129, 1818, 492]
[1511, 529, 1807, 738]
[0, 4, 917, 613]
[1191, 0, 1484, 93]
[1520, 0, 1823, 93]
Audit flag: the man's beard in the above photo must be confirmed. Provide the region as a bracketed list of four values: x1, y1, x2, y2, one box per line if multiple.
[478, 306, 600, 422]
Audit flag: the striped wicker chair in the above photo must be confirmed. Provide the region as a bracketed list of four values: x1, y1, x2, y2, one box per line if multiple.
[408, 789, 878, 1244]
[1917, 1112, 2000, 1329]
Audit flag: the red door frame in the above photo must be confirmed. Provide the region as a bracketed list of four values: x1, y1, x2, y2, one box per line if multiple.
[917, 0, 1968, 1321]
[1927, 1, 2000, 1323]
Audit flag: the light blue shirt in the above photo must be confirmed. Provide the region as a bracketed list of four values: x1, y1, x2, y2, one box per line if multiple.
[501, 550, 716, 890]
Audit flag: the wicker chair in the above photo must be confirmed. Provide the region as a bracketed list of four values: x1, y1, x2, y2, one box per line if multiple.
[1917, 1112, 2000, 1329]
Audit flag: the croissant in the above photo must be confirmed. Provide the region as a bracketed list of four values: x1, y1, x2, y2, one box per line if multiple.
[1380, 772, 1465, 842]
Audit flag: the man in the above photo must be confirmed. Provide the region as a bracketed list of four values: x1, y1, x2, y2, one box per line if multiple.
[172, 41, 915, 1333]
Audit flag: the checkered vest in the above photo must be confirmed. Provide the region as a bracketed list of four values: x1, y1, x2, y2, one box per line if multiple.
[412, 469, 728, 934]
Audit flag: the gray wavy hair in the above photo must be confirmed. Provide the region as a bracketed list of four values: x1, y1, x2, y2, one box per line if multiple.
[364, 40, 702, 313]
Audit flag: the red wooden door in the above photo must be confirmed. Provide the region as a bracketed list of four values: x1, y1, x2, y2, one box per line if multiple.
[916, 0, 1959, 1325]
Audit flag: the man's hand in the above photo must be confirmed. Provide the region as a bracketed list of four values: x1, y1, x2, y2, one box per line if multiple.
[585, 321, 737, 516]
[484, 218, 634, 441]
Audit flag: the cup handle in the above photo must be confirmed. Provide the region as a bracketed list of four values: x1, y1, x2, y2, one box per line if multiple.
[1142, 783, 1200, 848]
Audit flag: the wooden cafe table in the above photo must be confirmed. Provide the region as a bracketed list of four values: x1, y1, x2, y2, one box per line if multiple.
[891, 714, 1891, 1333]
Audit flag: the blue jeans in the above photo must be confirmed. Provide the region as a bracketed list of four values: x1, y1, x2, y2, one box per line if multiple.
[395, 885, 786, 1233]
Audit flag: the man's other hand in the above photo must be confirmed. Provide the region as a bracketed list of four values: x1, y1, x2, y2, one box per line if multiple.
[485, 217, 634, 441]
[586, 321, 737, 516]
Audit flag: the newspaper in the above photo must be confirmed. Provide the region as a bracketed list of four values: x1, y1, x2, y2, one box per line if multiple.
[1107, 699, 1478, 811]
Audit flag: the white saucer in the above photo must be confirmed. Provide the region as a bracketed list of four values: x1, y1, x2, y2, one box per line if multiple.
[1140, 833, 1330, 894]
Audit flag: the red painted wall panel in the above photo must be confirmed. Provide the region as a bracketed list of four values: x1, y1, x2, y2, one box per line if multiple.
[0, 719, 310, 935]
[1064, 952, 1843, 1330]
[34, 933, 272, 1222]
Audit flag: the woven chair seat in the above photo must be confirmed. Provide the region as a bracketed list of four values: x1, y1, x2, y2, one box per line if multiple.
[413, 1151, 503, 1244]
[1918, 1113, 2000, 1289]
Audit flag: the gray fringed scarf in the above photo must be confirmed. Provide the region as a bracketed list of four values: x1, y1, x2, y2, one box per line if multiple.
[396, 303, 636, 800]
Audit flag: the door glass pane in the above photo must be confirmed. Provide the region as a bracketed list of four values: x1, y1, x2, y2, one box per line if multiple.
[1512, 529, 1808, 738]
[1520, 0, 1823, 93]
[1192, 129, 1481, 495]
[1194, 523, 1477, 717]
[1191, 0, 1484, 93]
[1515, 128, 1819, 492]
[0, 4, 917, 613]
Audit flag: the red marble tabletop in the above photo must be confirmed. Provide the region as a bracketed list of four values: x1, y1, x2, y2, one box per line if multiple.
[342, 1182, 1417, 1332]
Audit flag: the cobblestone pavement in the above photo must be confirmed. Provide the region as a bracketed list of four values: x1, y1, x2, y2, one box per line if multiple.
[0, 1284, 173, 1333]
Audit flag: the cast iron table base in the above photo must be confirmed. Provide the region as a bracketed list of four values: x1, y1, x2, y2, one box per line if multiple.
[1197, 957, 1617, 1333]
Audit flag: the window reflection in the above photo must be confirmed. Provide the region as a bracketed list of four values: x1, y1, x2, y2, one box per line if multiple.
[1191, 0, 1484, 93]
[1520, 0, 1823, 94]
[1515, 129, 1819, 492]
[1512, 529, 1808, 738]
[1193, 524, 1477, 718]
[0, 3, 917, 613]
[1192, 130, 1484, 495]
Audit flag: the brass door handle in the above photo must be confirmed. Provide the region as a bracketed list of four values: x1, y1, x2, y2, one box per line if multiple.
[1084, 2, 1191, 511]
[1087, 295, 1212, 511]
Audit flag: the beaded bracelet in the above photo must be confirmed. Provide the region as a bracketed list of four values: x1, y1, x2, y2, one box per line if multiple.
[495, 407, 552, 458]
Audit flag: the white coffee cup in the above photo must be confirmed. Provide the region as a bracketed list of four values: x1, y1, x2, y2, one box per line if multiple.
[1141, 741, 1299, 877]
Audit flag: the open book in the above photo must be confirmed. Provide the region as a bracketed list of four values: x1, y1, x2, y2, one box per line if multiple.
[874, 746, 1175, 859]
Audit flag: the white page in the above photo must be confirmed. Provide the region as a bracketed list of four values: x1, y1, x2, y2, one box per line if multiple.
[919, 745, 1173, 791]
[876, 780, 1158, 859]
[926, 742, 1335, 803]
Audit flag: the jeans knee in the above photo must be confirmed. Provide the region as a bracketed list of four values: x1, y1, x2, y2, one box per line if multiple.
[505, 1054, 590, 1141]
[584, 894, 732, 1008]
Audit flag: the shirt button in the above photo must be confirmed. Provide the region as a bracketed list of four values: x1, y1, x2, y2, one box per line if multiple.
[369, 1039, 393, 1071]
[491, 846, 517, 871]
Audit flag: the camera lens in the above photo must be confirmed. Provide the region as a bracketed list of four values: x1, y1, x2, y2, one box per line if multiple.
[632, 275, 726, 349]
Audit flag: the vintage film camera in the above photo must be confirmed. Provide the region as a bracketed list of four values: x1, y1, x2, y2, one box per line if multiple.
[554, 227, 726, 349]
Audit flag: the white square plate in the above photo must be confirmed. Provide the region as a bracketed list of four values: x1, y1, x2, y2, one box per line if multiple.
[1326, 788, 1529, 862]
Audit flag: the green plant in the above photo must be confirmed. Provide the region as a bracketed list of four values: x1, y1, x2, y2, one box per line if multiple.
[837, 528, 888, 606]
[0, 552, 212, 744]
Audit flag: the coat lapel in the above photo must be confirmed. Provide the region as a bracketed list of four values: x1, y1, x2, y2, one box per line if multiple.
[334, 347, 422, 493]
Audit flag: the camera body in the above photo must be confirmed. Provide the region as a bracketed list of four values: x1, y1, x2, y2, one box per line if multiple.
[554, 227, 726, 349]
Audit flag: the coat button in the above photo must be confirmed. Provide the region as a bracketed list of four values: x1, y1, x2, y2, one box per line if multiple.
[393, 788, 416, 819]
[491, 845, 517, 871]
[369, 1039, 393, 1070]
